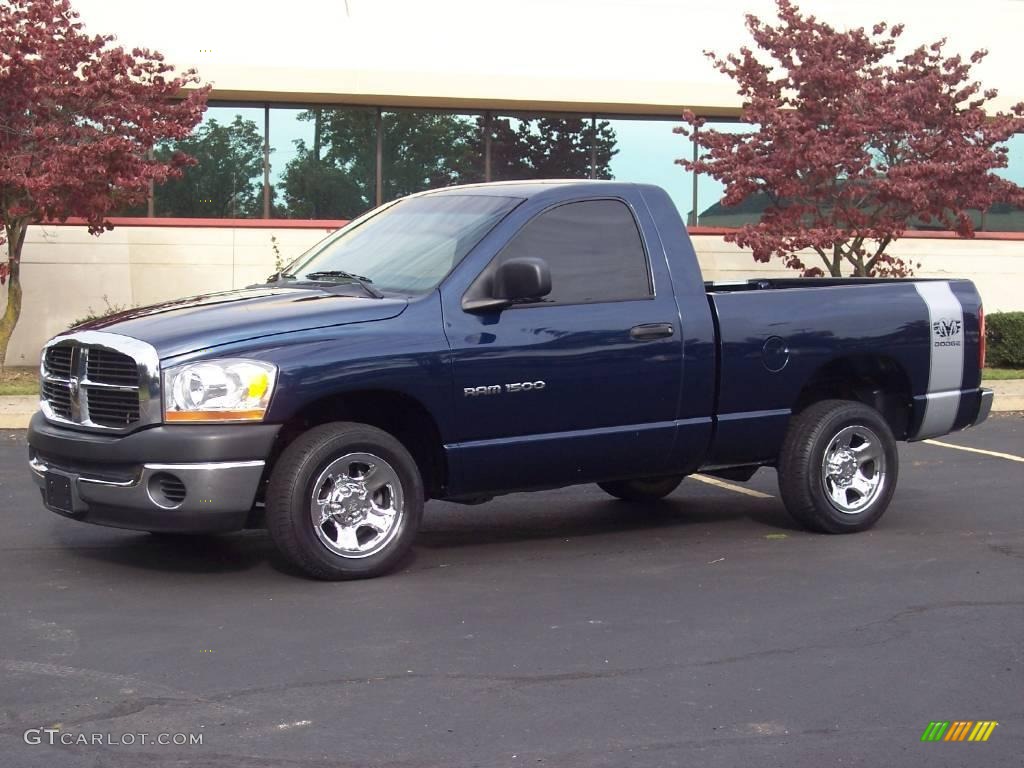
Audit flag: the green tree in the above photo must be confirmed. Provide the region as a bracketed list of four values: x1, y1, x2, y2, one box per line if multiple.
[383, 111, 481, 199]
[155, 116, 265, 218]
[281, 108, 376, 219]
[527, 118, 617, 179]
[482, 117, 531, 180]
[480, 117, 618, 180]
[280, 110, 481, 219]
[279, 111, 619, 219]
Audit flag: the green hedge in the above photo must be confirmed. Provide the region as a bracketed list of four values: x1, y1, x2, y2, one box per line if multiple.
[986, 311, 1024, 368]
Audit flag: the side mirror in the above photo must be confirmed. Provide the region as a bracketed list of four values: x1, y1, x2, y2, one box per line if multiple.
[494, 257, 551, 301]
[464, 257, 552, 313]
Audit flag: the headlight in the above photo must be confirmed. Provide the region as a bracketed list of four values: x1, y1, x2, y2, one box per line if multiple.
[163, 359, 277, 422]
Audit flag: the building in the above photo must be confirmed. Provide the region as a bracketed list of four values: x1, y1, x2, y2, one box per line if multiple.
[6, 0, 1024, 364]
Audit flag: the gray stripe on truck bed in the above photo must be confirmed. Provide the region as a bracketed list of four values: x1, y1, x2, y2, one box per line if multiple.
[913, 281, 964, 439]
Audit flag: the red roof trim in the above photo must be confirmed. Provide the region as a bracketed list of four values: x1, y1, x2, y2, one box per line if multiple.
[49, 217, 348, 230]
[37, 218, 1024, 240]
[686, 226, 1024, 241]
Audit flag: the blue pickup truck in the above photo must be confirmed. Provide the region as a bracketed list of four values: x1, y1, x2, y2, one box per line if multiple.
[28, 181, 993, 579]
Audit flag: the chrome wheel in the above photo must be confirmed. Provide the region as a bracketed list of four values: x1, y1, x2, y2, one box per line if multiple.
[820, 425, 887, 514]
[310, 452, 405, 559]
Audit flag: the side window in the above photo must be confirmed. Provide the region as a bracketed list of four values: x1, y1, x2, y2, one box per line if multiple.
[498, 199, 652, 305]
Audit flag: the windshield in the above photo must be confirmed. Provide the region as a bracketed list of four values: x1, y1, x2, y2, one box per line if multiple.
[285, 194, 522, 294]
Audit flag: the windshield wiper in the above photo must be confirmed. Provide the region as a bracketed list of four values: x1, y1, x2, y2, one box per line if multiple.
[299, 270, 384, 298]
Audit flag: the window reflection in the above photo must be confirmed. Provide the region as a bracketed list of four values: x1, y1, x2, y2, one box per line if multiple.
[273, 106, 377, 220]
[603, 117, 693, 223]
[489, 115, 611, 181]
[693, 121, 759, 227]
[147, 106, 1023, 232]
[382, 110, 483, 201]
[154, 106, 266, 218]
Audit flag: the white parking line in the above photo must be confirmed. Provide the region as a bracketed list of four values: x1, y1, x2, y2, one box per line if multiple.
[922, 439, 1024, 464]
[691, 474, 774, 499]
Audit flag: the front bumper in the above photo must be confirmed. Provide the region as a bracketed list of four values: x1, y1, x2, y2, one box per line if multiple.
[27, 412, 280, 533]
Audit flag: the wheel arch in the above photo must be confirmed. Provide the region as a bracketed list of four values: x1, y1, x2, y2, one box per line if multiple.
[268, 389, 447, 499]
[792, 354, 914, 440]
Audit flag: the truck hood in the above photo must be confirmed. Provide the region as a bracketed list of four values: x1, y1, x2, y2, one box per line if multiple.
[73, 287, 409, 358]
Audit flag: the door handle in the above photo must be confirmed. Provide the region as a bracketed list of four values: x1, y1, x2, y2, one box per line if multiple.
[629, 323, 675, 341]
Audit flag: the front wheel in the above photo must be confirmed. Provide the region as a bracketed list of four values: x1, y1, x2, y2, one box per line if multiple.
[266, 422, 423, 580]
[778, 400, 898, 533]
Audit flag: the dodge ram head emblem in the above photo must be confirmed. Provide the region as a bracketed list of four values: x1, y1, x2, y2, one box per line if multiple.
[932, 318, 962, 347]
[68, 376, 80, 397]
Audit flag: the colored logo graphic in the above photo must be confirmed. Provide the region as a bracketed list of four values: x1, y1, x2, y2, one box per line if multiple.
[920, 721, 998, 742]
[933, 318, 962, 338]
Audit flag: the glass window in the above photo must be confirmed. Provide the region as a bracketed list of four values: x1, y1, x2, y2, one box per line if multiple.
[153, 106, 266, 218]
[273, 106, 377, 220]
[488, 115, 531, 181]
[382, 110, 484, 201]
[693, 121, 760, 227]
[995, 132, 1024, 186]
[286, 194, 521, 294]
[489, 115, 609, 181]
[498, 200, 650, 305]
[987, 132, 1024, 232]
[690, 125, 1024, 232]
[603, 117, 694, 224]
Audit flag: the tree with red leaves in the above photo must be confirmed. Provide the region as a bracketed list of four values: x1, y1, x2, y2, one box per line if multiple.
[678, 0, 1024, 277]
[0, 0, 209, 365]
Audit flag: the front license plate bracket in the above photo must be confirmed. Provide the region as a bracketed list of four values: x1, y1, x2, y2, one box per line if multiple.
[44, 472, 76, 516]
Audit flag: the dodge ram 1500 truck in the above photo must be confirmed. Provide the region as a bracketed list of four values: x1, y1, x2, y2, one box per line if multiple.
[28, 181, 994, 579]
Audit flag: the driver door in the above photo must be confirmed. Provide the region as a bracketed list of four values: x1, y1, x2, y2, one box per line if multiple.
[441, 197, 683, 496]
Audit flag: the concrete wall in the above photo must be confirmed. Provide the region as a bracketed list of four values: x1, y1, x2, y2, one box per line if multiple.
[2, 223, 1022, 365]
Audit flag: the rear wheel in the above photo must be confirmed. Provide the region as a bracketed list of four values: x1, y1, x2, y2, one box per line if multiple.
[266, 422, 423, 580]
[778, 400, 897, 533]
[598, 476, 684, 502]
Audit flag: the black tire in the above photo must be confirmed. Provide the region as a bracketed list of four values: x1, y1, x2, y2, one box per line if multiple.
[266, 422, 423, 580]
[778, 399, 898, 534]
[598, 475, 684, 502]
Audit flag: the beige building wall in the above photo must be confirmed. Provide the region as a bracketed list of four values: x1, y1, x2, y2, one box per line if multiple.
[3, 223, 1021, 366]
[72, 0, 1024, 116]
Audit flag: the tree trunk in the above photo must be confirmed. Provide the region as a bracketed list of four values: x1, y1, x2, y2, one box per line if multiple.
[0, 220, 27, 370]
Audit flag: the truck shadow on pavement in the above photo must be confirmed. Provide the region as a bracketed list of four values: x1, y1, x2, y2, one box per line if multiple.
[417, 493, 800, 551]
[52, 528, 271, 575]
[53, 492, 799, 577]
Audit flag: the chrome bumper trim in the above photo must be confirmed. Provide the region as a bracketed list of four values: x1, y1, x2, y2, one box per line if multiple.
[30, 457, 266, 516]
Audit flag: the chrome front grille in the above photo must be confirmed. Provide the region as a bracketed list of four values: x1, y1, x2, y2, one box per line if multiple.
[41, 378, 73, 420]
[85, 388, 141, 427]
[44, 346, 73, 378]
[86, 347, 139, 386]
[40, 331, 162, 433]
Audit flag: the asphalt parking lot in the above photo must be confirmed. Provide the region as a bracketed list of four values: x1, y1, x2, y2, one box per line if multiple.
[0, 415, 1021, 768]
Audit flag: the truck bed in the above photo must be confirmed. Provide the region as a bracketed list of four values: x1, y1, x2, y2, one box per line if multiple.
[703, 277, 984, 467]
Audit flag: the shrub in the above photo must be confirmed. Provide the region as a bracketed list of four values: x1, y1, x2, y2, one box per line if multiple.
[69, 295, 134, 329]
[986, 311, 1024, 368]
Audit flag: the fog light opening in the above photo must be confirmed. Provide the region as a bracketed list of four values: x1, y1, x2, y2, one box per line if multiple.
[148, 472, 187, 508]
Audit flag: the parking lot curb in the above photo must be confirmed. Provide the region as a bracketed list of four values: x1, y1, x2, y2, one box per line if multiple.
[0, 380, 1021, 430]
[0, 396, 37, 429]
[989, 378, 1024, 412]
